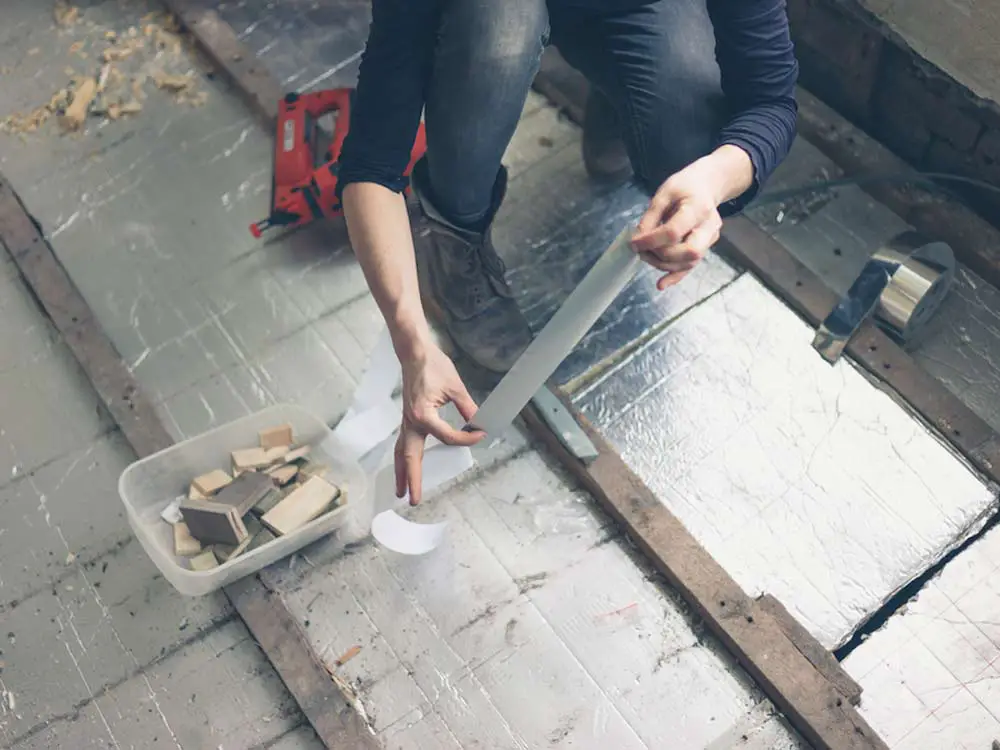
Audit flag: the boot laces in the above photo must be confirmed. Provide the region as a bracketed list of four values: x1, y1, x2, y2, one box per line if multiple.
[457, 242, 507, 308]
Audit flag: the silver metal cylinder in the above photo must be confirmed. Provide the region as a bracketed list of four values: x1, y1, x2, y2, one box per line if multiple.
[812, 231, 956, 363]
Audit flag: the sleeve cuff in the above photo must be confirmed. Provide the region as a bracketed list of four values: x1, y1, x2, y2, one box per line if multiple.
[335, 165, 410, 202]
[716, 137, 764, 217]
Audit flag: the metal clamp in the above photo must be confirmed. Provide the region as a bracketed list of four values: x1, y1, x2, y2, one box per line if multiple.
[812, 231, 956, 364]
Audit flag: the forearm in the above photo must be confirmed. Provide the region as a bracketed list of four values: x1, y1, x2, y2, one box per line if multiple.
[342, 182, 431, 361]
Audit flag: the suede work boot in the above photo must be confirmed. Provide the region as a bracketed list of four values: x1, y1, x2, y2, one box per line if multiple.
[410, 159, 534, 376]
[582, 88, 633, 185]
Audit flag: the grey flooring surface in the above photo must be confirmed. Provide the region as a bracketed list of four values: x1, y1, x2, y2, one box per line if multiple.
[0, 2, 321, 748]
[842, 522, 1000, 749]
[0, 237, 314, 750]
[0, 0, 998, 748]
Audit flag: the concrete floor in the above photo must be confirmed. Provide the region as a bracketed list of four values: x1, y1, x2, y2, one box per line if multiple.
[1, 0, 999, 748]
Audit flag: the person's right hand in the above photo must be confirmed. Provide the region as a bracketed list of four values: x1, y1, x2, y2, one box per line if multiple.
[395, 343, 484, 505]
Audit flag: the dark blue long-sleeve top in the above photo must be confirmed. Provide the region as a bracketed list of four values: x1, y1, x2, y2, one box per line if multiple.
[336, 0, 799, 209]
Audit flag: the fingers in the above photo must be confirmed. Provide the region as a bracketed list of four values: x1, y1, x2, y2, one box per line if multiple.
[636, 179, 680, 237]
[636, 204, 721, 284]
[450, 384, 479, 425]
[633, 201, 702, 255]
[395, 426, 426, 505]
[394, 428, 408, 498]
[657, 268, 693, 290]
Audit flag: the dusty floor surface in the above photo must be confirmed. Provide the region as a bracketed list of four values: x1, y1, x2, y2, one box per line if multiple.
[0, 0, 998, 748]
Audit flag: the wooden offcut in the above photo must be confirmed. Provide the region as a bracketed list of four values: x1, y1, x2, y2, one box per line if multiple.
[179, 499, 247, 546]
[189, 548, 220, 571]
[59, 77, 97, 131]
[231, 447, 270, 471]
[214, 516, 262, 562]
[261, 476, 339, 536]
[212, 471, 273, 515]
[251, 487, 284, 517]
[283, 445, 311, 463]
[260, 424, 293, 449]
[192, 469, 232, 496]
[173, 521, 203, 557]
[266, 463, 298, 486]
[263, 444, 290, 464]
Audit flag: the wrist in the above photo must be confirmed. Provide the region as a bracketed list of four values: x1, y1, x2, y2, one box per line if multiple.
[387, 308, 432, 364]
[703, 144, 755, 205]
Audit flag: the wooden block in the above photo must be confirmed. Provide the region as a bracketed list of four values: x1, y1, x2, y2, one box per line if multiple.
[266, 463, 299, 486]
[283, 445, 311, 463]
[188, 549, 219, 571]
[250, 487, 284, 517]
[231, 447, 270, 471]
[173, 521, 203, 557]
[214, 516, 262, 562]
[261, 476, 340, 536]
[298, 461, 329, 480]
[192, 469, 232, 496]
[263, 444, 290, 465]
[179, 500, 248, 546]
[247, 526, 277, 552]
[212, 471, 273, 516]
[259, 424, 293, 449]
[187, 483, 208, 501]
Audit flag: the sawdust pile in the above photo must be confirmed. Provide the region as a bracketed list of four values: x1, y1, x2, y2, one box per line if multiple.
[0, 5, 210, 137]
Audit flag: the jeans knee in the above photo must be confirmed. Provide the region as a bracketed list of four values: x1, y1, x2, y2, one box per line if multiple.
[439, 1, 548, 85]
[626, 81, 726, 192]
[630, 110, 723, 194]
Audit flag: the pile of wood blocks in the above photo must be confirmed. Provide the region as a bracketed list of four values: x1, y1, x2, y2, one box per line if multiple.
[165, 424, 344, 572]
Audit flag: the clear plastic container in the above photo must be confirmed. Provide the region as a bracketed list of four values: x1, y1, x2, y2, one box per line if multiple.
[118, 404, 368, 596]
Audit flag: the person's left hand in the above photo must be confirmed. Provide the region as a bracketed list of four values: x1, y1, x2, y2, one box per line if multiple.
[632, 146, 752, 290]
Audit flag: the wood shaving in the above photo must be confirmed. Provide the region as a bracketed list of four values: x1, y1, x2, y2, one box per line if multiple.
[162, 13, 181, 33]
[334, 645, 362, 666]
[102, 38, 144, 63]
[0, 86, 73, 135]
[107, 99, 142, 120]
[54, 1, 80, 27]
[154, 27, 183, 55]
[3, 7, 201, 136]
[183, 90, 209, 107]
[153, 72, 194, 92]
[59, 76, 97, 131]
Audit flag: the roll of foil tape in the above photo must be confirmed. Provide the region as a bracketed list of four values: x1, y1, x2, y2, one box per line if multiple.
[812, 231, 955, 364]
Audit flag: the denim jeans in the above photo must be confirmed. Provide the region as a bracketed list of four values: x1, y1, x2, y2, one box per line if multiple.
[421, 0, 728, 229]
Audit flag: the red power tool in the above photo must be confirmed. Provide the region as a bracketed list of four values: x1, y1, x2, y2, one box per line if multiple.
[250, 88, 428, 238]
